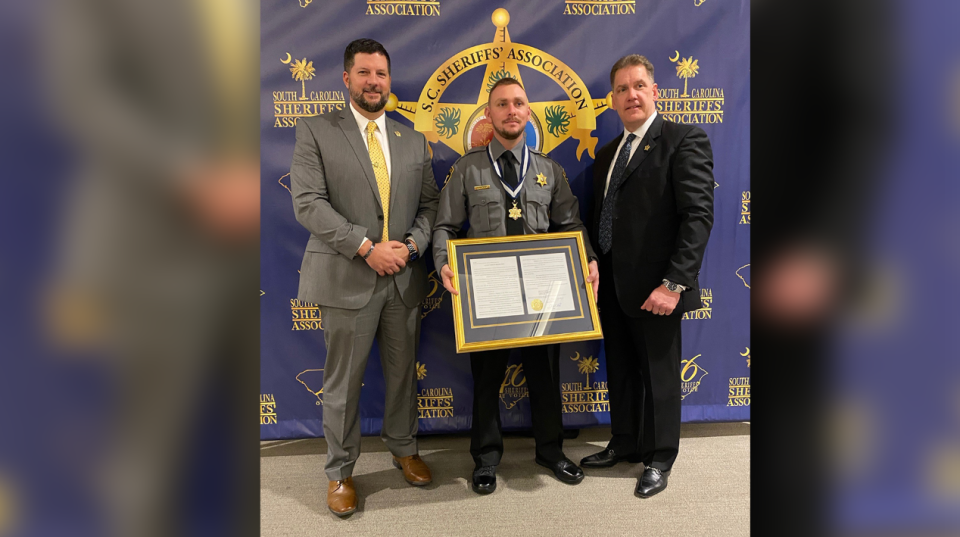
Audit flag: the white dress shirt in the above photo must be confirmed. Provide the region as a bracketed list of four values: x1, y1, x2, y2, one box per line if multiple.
[603, 110, 657, 197]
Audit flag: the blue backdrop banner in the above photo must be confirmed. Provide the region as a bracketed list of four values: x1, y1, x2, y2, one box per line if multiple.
[260, 0, 750, 440]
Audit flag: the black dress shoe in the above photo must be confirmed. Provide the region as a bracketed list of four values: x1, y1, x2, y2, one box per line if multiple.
[535, 456, 585, 485]
[635, 467, 670, 498]
[472, 466, 497, 494]
[580, 448, 643, 468]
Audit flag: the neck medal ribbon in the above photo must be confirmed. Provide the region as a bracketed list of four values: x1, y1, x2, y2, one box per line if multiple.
[486, 142, 530, 199]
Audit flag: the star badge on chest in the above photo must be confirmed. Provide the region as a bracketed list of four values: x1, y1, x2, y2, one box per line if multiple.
[536, 173, 548, 187]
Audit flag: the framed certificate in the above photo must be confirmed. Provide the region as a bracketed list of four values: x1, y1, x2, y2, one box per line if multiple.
[448, 231, 602, 353]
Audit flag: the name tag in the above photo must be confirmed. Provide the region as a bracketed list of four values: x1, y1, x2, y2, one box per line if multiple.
[473, 185, 491, 190]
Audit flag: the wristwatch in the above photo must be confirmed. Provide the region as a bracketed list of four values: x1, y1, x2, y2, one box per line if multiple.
[662, 279, 684, 293]
[405, 239, 419, 261]
[362, 242, 375, 260]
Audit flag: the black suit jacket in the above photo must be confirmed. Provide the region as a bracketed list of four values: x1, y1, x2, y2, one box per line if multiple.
[588, 115, 715, 316]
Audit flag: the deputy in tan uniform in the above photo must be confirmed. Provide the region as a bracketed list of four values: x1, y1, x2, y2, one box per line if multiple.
[433, 77, 599, 494]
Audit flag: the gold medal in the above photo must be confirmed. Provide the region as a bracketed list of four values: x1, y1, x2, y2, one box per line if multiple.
[508, 200, 522, 220]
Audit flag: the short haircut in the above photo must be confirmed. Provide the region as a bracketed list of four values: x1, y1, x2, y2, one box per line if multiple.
[609, 54, 655, 88]
[486, 77, 525, 105]
[344, 38, 391, 74]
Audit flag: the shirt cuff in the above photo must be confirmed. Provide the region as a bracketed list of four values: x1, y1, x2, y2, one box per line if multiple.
[357, 237, 371, 256]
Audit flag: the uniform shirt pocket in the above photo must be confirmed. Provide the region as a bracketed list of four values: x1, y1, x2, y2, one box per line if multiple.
[467, 190, 502, 232]
[525, 189, 551, 232]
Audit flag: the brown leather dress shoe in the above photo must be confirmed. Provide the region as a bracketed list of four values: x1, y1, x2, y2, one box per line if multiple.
[327, 477, 357, 517]
[392, 454, 433, 486]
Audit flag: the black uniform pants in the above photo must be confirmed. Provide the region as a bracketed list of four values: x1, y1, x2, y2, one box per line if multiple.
[469, 344, 566, 468]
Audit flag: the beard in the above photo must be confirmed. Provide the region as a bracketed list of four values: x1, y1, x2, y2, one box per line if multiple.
[350, 84, 389, 114]
[492, 119, 524, 141]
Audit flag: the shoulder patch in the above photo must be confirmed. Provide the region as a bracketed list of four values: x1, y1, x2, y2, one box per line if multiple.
[441, 152, 473, 190]
[443, 165, 455, 188]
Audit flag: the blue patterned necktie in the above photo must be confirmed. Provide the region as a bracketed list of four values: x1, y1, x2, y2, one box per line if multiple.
[598, 133, 636, 254]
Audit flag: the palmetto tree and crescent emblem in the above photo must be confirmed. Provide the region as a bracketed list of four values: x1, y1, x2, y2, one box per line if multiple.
[288, 56, 316, 101]
[384, 9, 612, 159]
[675, 58, 699, 97]
[571, 351, 600, 388]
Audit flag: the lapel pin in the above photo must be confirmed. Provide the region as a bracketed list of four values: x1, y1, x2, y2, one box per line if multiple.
[395, 131, 401, 137]
[644, 144, 651, 151]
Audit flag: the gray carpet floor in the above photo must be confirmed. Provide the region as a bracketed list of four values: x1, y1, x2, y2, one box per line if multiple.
[260, 422, 750, 536]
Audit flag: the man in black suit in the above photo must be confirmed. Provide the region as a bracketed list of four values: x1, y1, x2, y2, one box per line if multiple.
[581, 54, 714, 497]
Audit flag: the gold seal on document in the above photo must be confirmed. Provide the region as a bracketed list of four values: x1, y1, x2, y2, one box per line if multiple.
[532, 299, 544, 311]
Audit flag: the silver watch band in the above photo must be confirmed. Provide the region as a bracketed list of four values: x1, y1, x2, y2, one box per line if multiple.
[662, 279, 687, 292]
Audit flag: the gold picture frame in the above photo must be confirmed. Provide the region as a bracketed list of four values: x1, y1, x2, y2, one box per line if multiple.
[448, 231, 602, 353]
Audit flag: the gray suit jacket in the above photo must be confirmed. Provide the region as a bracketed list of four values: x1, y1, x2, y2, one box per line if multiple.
[291, 107, 440, 309]
[432, 145, 595, 270]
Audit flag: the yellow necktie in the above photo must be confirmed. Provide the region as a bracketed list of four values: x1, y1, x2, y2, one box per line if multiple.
[366, 121, 390, 241]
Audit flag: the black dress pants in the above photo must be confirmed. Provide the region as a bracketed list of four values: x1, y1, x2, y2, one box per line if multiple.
[598, 252, 683, 471]
[469, 344, 566, 468]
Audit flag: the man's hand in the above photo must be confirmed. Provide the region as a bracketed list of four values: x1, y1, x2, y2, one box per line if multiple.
[363, 240, 407, 276]
[586, 260, 599, 298]
[641, 285, 680, 316]
[440, 264, 458, 295]
[392, 242, 411, 264]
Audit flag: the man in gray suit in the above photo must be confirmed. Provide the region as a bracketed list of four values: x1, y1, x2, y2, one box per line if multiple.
[433, 78, 599, 495]
[289, 38, 440, 517]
